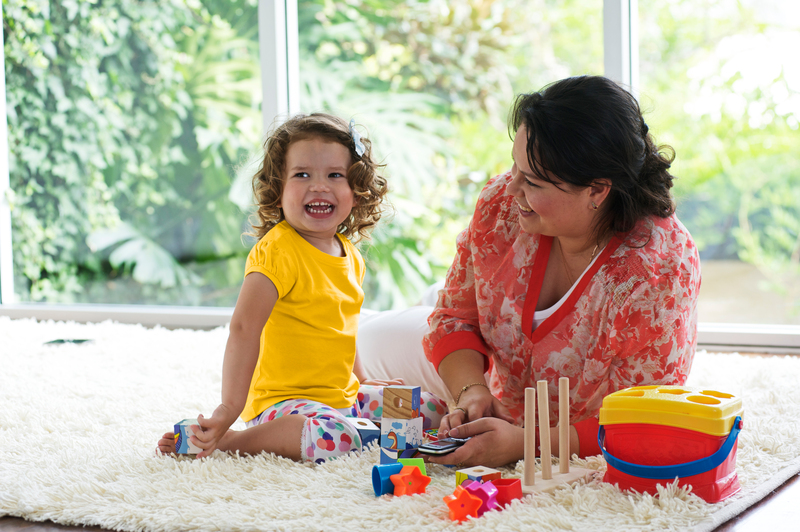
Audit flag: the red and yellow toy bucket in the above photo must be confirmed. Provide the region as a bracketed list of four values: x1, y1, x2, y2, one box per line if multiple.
[598, 385, 743, 503]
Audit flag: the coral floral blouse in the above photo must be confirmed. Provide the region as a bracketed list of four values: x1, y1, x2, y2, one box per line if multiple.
[423, 172, 701, 455]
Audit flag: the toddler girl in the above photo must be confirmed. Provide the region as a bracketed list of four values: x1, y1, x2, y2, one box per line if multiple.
[157, 113, 446, 463]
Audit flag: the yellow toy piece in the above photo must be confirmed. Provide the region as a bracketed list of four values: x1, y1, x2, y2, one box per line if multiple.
[599, 385, 743, 436]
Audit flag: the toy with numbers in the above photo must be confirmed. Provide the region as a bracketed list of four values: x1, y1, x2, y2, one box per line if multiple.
[379, 385, 423, 464]
[598, 385, 744, 503]
[173, 419, 203, 454]
[521, 378, 595, 494]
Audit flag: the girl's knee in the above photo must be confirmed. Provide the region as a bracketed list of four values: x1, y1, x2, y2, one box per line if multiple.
[419, 392, 448, 430]
[301, 416, 362, 464]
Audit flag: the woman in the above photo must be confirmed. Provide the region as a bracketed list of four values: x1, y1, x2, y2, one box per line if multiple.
[420, 75, 701, 468]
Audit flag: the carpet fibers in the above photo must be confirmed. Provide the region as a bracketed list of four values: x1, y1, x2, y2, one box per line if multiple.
[1, 317, 799, 531]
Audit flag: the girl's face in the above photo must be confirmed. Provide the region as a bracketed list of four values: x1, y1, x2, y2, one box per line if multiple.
[506, 126, 596, 239]
[279, 137, 355, 244]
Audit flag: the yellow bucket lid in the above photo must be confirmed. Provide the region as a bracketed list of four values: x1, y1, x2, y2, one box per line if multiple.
[599, 385, 743, 436]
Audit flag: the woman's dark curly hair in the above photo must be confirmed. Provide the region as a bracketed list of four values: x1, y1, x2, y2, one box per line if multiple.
[250, 113, 388, 242]
[510, 76, 676, 242]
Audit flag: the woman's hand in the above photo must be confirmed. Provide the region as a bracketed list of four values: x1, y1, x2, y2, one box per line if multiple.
[427, 417, 525, 468]
[191, 403, 238, 459]
[439, 385, 515, 438]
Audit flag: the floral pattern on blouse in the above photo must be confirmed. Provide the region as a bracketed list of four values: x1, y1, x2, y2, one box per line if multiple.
[423, 172, 701, 426]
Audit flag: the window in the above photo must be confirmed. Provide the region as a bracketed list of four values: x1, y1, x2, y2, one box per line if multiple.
[639, 0, 800, 325]
[297, 0, 603, 308]
[2, 1, 799, 350]
[2, 0, 261, 307]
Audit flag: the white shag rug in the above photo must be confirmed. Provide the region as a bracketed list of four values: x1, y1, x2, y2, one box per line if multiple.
[1, 317, 800, 532]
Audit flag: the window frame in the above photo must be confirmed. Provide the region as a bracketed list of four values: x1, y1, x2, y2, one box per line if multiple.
[1, 0, 798, 353]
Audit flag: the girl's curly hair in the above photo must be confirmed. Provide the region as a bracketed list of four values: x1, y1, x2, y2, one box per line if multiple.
[250, 113, 389, 242]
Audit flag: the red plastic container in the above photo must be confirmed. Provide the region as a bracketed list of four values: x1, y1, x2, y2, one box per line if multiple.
[599, 385, 744, 503]
[602, 423, 741, 502]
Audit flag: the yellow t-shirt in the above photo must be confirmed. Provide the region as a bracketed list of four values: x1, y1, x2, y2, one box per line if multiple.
[240, 221, 365, 422]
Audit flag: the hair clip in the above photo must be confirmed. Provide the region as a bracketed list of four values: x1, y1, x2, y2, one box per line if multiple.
[349, 119, 366, 157]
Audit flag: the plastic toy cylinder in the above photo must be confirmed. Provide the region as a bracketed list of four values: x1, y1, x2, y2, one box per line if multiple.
[372, 463, 404, 496]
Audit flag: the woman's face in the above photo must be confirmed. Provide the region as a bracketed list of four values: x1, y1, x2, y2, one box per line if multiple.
[506, 126, 596, 239]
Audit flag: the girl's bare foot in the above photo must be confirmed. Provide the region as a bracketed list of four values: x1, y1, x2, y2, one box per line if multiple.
[156, 432, 177, 456]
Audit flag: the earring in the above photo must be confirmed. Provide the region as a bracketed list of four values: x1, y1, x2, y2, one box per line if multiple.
[591, 202, 598, 210]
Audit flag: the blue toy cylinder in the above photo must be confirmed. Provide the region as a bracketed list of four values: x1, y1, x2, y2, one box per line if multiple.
[372, 463, 404, 496]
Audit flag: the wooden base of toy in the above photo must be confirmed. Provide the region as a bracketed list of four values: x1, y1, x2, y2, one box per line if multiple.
[521, 467, 596, 494]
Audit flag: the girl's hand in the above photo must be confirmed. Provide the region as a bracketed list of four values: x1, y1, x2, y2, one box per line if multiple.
[191, 403, 238, 459]
[427, 417, 524, 469]
[360, 377, 405, 387]
[438, 385, 514, 439]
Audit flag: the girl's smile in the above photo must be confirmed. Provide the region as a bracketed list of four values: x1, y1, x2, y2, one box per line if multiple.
[279, 137, 356, 253]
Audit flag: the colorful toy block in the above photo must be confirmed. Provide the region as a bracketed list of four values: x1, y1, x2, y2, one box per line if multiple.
[173, 419, 202, 454]
[424, 428, 440, 441]
[383, 385, 421, 419]
[372, 463, 403, 496]
[381, 416, 423, 450]
[379, 447, 421, 464]
[398, 457, 426, 476]
[390, 465, 431, 496]
[455, 465, 502, 486]
[462, 480, 499, 516]
[344, 417, 380, 449]
[492, 478, 523, 507]
[443, 485, 482, 522]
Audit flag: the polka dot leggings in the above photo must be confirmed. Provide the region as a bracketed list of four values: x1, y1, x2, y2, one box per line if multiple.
[245, 385, 447, 464]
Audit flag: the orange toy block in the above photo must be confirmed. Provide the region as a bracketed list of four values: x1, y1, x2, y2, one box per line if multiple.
[390, 465, 431, 496]
[443, 485, 482, 522]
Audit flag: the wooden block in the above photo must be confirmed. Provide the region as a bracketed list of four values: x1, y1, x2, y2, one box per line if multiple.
[383, 385, 421, 419]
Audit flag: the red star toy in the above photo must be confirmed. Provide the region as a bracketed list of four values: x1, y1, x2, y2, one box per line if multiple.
[390, 465, 431, 496]
[443, 486, 483, 522]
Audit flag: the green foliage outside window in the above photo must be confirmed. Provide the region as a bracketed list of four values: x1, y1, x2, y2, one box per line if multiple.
[3, 0, 799, 318]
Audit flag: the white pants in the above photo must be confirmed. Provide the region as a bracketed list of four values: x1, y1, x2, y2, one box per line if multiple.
[356, 305, 454, 404]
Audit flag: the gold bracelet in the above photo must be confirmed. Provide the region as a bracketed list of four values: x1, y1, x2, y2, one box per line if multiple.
[455, 382, 490, 405]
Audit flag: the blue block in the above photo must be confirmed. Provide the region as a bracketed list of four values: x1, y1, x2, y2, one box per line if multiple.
[344, 417, 380, 449]
[381, 416, 423, 450]
[380, 446, 421, 464]
[173, 419, 202, 454]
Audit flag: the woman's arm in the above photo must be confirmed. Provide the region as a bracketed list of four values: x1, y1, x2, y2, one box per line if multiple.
[437, 349, 514, 433]
[192, 272, 278, 458]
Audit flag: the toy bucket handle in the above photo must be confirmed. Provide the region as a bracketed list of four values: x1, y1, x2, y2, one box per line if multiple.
[598, 416, 743, 480]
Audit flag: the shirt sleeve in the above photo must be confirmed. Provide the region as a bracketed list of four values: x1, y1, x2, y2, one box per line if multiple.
[245, 237, 298, 299]
[423, 199, 491, 373]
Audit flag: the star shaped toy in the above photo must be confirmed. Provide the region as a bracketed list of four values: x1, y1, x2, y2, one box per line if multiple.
[443, 486, 483, 522]
[390, 465, 431, 496]
[462, 480, 499, 516]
